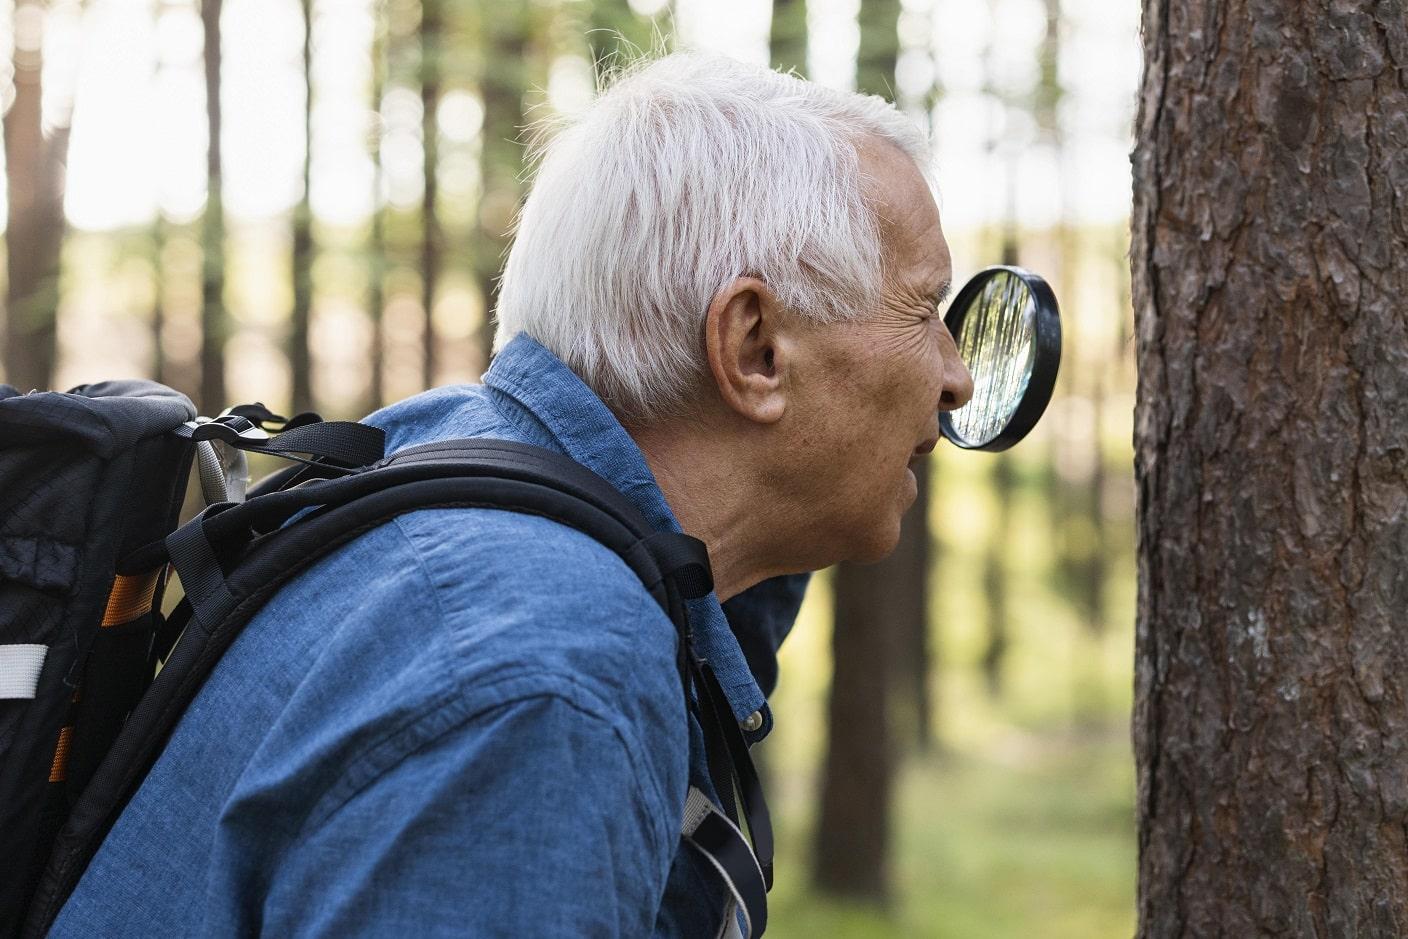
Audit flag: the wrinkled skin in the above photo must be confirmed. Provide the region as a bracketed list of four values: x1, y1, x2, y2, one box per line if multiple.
[631, 137, 973, 600]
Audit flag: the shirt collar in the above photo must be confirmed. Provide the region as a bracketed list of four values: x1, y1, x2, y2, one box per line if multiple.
[484, 333, 772, 737]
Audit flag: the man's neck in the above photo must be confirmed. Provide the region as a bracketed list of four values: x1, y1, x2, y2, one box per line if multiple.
[628, 423, 792, 602]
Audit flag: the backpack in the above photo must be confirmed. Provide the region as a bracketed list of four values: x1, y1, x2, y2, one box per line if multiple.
[0, 380, 772, 938]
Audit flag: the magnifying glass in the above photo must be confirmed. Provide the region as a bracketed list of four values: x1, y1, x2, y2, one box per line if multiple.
[939, 265, 1062, 452]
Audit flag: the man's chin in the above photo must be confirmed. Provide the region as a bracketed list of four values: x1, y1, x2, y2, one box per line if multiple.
[844, 517, 905, 566]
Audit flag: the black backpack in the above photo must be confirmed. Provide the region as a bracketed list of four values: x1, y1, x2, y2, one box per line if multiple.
[0, 380, 772, 938]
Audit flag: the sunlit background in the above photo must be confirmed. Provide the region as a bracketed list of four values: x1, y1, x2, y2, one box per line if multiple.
[1, 0, 1141, 934]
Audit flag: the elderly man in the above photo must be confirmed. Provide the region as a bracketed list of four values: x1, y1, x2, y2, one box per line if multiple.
[51, 53, 971, 937]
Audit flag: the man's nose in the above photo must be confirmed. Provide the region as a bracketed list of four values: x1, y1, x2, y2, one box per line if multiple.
[938, 333, 974, 412]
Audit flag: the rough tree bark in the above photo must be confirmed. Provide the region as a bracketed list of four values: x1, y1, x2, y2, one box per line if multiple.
[1133, 2, 1408, 935]
[814, 0, 905, 902]
[4, 0, 71, 392]
[199, 0, 227, 413]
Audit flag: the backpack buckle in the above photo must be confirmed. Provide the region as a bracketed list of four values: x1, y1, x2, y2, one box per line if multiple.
[183, 414, 272, 444]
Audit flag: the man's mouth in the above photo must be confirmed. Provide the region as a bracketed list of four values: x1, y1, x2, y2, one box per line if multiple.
[909, 437, 939, 465]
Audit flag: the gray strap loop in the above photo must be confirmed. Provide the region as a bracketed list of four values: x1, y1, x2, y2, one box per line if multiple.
[0, 644, 48, 699]
[196, 439, 249, 505]
[681, 785, 766, 939]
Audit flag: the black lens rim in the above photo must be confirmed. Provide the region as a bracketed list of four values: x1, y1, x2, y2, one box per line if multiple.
[939, 265, 1062, 452]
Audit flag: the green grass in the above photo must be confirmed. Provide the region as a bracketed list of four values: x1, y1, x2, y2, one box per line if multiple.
[764, 729, 1136, 939]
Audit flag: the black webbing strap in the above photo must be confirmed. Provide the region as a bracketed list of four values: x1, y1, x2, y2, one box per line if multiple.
[378, 439, 643, 524]
[681, 786, 769, 938]
[626, 531, 714, 599]
[254, 421, 384, 467]
[694, 659, 774, 889]
[164, 507, 238, 632]
[173, 417, 384, 470]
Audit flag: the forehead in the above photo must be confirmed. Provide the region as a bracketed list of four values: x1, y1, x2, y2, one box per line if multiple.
[857, 138, 950, 287]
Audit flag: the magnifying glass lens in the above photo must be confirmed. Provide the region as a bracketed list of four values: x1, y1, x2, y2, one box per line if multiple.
[939, 266, 1060, 451]
[948, 272, 1037, 446]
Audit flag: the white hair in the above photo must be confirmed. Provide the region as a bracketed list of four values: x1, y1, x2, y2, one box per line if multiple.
[492, 51, 931, 424]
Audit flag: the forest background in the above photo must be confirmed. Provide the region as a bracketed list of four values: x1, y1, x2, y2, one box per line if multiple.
[1, 0, 1140, 935]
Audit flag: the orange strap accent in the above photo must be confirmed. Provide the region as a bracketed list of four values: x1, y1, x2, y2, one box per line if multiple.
[102, 569, 162, 627]
[49, 725, 73, 783]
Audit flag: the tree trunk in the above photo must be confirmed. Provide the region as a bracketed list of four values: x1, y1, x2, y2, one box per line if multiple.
[473, 3, 529, 371]
[420, 0, 441, 389]
[978, 225, 1021, 697]
[815, 563, 896, 900]
[290, 0, 315, 414]
[200, 0, 227, 414]
[980, 454, 1012, 697]
[768, 0, 807, 77]
[854, 0, 899, 100]
[1133, 2, 1408, 935]
[151, 214, 167, 384]
[367, 2, 386, 412]
[909, 467, 933, 749]
[4, 0, 70, 393]
[814, 0, 904, 902]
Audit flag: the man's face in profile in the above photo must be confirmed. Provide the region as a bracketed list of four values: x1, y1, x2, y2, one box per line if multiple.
[782, 140, 973, 566]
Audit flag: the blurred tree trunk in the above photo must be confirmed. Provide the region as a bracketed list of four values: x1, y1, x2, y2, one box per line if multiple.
[151, 215, 167, 384]
[902, 0, 939, 751]
[906, 470, 934, 748]
[472, 3, 528, 369]
[366, 2, 386, 412]
[290, 0, 314, 414]
[980, 453, 1012, 696]
[199, 0, 227, 413]
[420, 0, 441, 389]
[1133, 2, 1408, 935]
[814, 0, 903, 902]
[4, 0, 71, 392]
[768, 0, 807, 76]
[1036, 0, 1106, 642]
[757, 0, 806, 773]
[979, 186, 1021, 697]
[1037, 0, 1069, 589]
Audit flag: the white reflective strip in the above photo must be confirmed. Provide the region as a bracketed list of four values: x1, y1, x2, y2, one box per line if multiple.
[0, 644, 48, 699]
[718, 901, 744, 939]
[681, 784, 714, 836]
[681, 785, 755, 939]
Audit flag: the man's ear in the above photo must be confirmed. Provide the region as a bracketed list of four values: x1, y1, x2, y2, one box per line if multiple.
[704, 277, 790, 425]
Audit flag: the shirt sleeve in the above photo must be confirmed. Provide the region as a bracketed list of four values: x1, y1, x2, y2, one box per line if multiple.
[255, 693, 677, 939]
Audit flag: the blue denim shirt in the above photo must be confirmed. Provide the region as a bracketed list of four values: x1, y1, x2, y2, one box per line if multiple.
[52, 334, 807, 937]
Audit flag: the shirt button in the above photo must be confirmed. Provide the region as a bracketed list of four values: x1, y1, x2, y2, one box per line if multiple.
[740, 711, 764, 732]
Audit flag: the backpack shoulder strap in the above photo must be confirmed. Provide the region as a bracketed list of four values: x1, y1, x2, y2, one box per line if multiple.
[24, 439, 737, 936]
